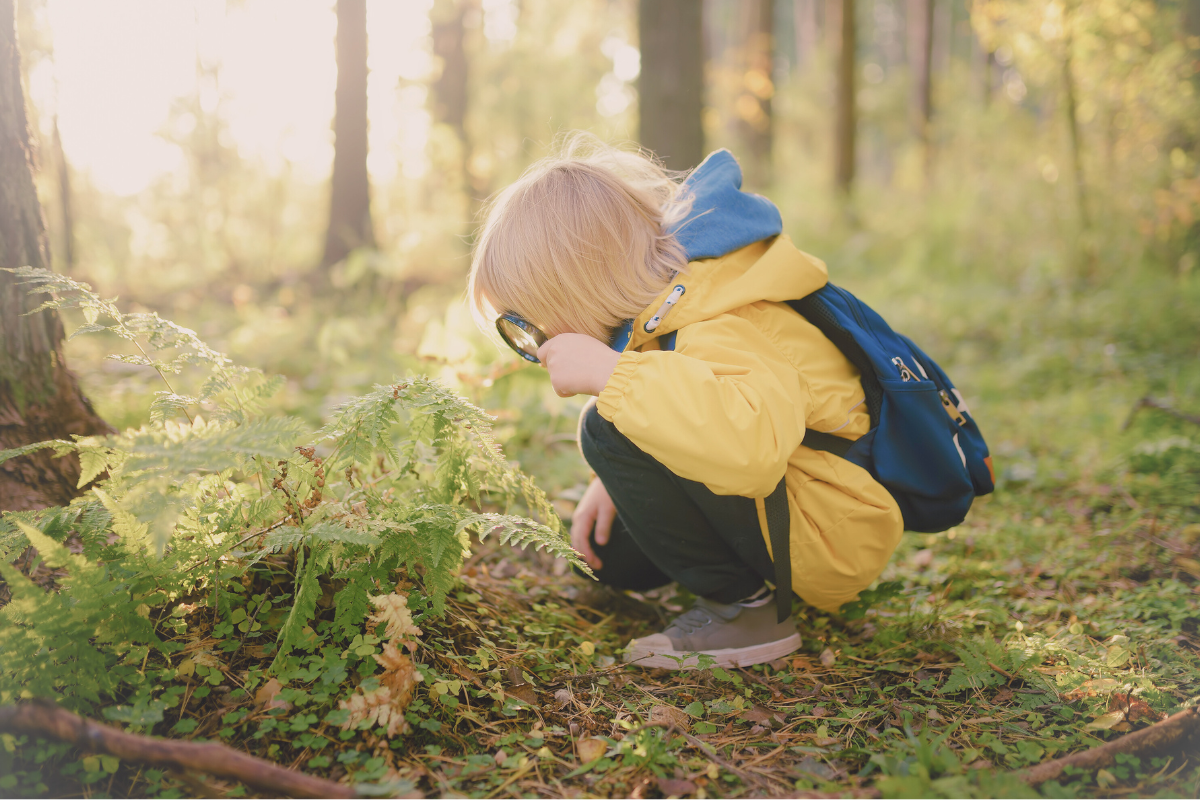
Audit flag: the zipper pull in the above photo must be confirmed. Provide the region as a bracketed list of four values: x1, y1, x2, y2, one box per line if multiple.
[940, 390, 966, 425]
[891, 356, 919, 382]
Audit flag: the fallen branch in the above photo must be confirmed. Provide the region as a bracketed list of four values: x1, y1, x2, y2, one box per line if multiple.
[1019, 706, 1200, 786]
[0, 699, 355, 799]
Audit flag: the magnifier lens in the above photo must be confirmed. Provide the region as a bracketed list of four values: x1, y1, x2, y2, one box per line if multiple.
[497, 317, 546, 361]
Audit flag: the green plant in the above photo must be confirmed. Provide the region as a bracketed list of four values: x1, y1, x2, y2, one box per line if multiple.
[0, 267, 587, 721]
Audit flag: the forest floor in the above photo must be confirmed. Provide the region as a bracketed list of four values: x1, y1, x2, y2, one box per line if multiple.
[3, 262, 1200, 798]
[9, 407, 1200, 800]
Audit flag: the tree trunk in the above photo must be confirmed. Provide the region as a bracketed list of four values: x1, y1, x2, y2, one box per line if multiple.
[320, 0, 374, 269]
[638, 0, 705, 171]
[431, 0, 469, 146]
[834, 0, 855, 193]
[907, 0, 933, 178]
[794, 0, 817, 69]
[0, 0, 111, 512]
[52, 116, 72, 268]
[734, 0, 774, 189]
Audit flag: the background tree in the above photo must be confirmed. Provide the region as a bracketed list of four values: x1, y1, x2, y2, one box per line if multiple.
[834, 0, 856, 193]
[637, 0, 705, 171]
[734, 0, 775, 188]
[0, 0, 109, 511]
[321, 0, 375, 269]
[908, 0, 934, 178]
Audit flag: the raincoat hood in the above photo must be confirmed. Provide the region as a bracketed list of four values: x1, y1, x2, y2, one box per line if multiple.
[620, 150, 829, 352]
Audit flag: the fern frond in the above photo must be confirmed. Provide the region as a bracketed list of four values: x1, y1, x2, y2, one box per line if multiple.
[460, 512, 590, 575]
[0, 439, 76, 466]
[118, 417, 303, 476]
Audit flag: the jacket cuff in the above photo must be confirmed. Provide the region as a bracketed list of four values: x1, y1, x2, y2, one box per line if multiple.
[596, 350, 642, 420]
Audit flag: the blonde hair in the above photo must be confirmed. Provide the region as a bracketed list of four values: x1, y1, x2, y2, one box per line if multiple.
[468, 133, 693, 343]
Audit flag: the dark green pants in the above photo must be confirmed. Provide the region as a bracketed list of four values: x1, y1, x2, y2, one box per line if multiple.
[578, 403, 773, 604]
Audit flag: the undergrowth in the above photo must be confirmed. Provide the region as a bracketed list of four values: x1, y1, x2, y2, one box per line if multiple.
[2, 265, 1199, 800]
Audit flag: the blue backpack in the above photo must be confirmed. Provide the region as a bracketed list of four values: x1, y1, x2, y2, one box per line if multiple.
[661, 282, 995, 534]
[657, 281, 995, 618]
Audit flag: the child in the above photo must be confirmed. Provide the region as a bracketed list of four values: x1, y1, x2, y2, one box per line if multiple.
[468, 135, 903, 668]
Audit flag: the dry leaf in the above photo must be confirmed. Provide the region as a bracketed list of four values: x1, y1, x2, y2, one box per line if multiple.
[1107, 693, 1166, 724]
[767, 658, 789, 672]
[791, 656, 813, 670]
[1086, 710, 1127, 730]
[811, 705, 829, 718]
[340, 686, 407, 737]
[741, 703, 783, 726]
[1063, 678, 1119, 701]
[819, 648, 837, 668]
[506, 684, 537, 705]
[657, 777, 697, 797]
[254, 678, 288, 711]
[339, 645, 423, 737]
[650, 704, 691, 731]
[553, 688, 573, 709]
[368, 593, 423, 642]
[577, 737, 607, 763]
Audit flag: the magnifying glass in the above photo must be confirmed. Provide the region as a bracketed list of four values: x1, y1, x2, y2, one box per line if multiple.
[496, 312, 548, 363]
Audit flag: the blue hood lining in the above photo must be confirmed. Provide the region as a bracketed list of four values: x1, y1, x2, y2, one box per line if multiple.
[669, 149, 783, 261]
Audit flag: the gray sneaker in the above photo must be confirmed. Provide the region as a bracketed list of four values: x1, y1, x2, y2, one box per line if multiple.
[623, 595, 801, 669]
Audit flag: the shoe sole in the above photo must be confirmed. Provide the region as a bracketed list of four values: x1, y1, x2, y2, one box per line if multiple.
[623, 633, 802, 670]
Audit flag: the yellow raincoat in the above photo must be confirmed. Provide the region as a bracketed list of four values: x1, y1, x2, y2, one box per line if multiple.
[596, 234, 904, 612]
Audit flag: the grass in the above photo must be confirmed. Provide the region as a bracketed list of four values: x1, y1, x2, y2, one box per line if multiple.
[4, 154, 1200, 798]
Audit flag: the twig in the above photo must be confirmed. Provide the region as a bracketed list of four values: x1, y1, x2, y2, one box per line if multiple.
[543, 663, 629, 686]
[0, 699, 354, 799]
[1018, 706, 1200, 785]
[1123, 396, 1200, 431]
[625, 721, 758, 786]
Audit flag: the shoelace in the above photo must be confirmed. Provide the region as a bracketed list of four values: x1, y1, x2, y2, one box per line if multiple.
[670, 606, 715, 635]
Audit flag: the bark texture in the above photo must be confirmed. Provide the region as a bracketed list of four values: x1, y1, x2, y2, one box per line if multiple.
[1020, 706, 1200, 786]
[638, 0, 705, 171]
[321, 0, 375, 269]
[0, 699, 357, 799]
[0, 0, 110, 512]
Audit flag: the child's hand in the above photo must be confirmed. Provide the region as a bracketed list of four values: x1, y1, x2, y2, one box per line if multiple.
[536, 333, 621, 397]
[571, 477, 615, 570]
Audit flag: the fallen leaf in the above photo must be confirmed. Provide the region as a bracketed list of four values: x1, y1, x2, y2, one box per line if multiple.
[254, 678, 287, 710]
[1108, 693, 1166, 724]
[791, 656, 813, 670]
[577, 737, 607, 763]
[450, 661, 482, 685]
[650, 704, 691, 731]
[656, 777, 697, 797]
[1064, 678, 1119, 701]
[819, 648, 837, 668]
[811, 705, 829, 718]
[553, 688, 573, 709]
[506, 684, 537, 705]
[750, 723, 767, 735]
[768, 658, 789, 672]
[1086, 710, 1127, 730]
[927, 708, 944, 721]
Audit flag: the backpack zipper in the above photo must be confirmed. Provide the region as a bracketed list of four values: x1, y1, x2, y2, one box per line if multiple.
[891, 356, 919, 382]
